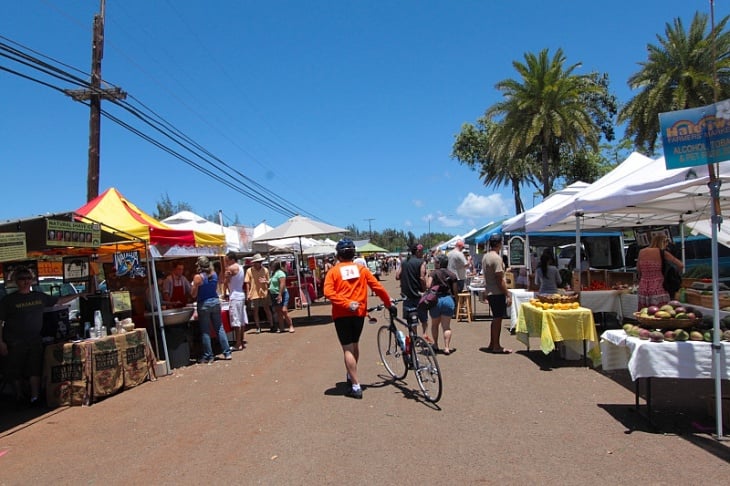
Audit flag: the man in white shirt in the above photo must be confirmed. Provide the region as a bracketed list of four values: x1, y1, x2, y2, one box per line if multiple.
[447, 239, 468, 292]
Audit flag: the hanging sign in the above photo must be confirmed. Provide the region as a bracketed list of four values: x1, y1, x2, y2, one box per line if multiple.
[63, 256, 91, 283]
[659, 99, 730, 169]
[114, 250, 146, 278]
[46, 219, 101, 247]
[0, 233, 27, 263]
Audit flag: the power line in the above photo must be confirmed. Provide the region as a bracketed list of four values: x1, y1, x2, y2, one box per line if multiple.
[0, 36, 323, 221]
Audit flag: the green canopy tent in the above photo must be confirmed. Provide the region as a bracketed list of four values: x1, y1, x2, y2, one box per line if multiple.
[356, 242, 389, 255]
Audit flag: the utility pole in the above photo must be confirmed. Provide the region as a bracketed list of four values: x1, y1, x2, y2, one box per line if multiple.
[64, 0, 126, 202]
[364, 218, 375, 239]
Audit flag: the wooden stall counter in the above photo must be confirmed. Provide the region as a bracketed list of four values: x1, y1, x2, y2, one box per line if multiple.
[43, 329, 157, 407]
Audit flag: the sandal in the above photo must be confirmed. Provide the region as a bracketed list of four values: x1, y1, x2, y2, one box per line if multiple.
[442, 348, 456, 355]
[487, 347, 513, 354]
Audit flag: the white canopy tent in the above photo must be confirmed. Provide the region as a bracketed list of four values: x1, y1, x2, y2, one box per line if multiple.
[162, 210, 241, 252]
[518, 152, 730, 239]
[512, 151, 729, 438]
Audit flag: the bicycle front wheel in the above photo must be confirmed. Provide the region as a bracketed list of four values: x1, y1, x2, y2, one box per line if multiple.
[377, 326, 408, 380]
[411, 336, 443, 403]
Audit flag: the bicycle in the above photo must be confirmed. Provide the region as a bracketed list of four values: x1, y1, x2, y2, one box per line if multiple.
[368, 298, 443, 403]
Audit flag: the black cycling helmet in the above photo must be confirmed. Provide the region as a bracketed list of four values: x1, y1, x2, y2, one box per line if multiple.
[336, 238, 356, 260]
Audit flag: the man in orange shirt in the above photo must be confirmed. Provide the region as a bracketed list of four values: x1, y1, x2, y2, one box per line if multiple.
[324, 238, 394, 399]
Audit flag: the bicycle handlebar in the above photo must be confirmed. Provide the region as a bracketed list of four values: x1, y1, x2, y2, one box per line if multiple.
[366, 296, 406, 313]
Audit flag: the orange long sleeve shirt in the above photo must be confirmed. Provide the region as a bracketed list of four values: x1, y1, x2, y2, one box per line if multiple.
[324, 261, 392, 320]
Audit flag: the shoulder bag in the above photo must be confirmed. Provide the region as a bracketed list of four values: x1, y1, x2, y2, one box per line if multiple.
[660, 250, 682, 294]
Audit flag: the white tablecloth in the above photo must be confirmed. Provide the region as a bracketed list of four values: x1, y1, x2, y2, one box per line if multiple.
[600, 329, 730, 380]
[509, 289, 534, 330]
[580, 290, 622, 315]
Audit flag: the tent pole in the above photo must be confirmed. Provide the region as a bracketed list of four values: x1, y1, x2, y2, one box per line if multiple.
[150, 253, 171, 375]
[708, 178, 725, 439]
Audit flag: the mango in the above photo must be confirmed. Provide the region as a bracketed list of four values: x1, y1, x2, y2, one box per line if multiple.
[638, 328, 651, 340]
[649, 331, 664, 342]
[622, 323, 634, 333]
[664, 330, 676, 341]
[690, 331, 704, 341]
[654, 311, 672, 319]
[674, 329, 689, 341]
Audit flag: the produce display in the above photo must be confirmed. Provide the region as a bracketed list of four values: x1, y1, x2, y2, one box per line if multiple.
[535, 293, 579, 304]
[529, 298, 580, 310]
[624, 304, 730, 342]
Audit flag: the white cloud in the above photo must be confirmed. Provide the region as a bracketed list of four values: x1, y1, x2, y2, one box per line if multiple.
[412, 199, 424, 208]
[456, 192, 510, 220]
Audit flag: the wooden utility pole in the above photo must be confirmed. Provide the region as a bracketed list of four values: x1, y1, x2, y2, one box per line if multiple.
[64, 0, 126, 202]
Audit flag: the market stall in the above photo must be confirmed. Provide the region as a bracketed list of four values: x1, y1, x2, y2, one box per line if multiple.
[601, 329, 730, 424]
[74, 187, 226, 373]
[516, 302, 600, 367]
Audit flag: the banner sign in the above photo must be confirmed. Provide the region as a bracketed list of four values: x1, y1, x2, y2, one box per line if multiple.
[0, 232, 27, 263]
[114, 250, 146, 278]
[46, 219, 101, 247]
[659, 99, 730, 169]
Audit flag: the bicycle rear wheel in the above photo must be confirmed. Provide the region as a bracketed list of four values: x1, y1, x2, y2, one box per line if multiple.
[377, 326, 407, 380]
[411, 336, 443, 403]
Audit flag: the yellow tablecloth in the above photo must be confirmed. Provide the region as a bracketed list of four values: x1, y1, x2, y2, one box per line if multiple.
[516, 303, 600, 365]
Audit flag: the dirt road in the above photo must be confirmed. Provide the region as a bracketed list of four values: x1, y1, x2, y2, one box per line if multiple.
[1, 274, 728, 484]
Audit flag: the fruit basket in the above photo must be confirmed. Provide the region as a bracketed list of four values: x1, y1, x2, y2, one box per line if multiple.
[536, 293, 579, 304]
[633, 312, 699, 330]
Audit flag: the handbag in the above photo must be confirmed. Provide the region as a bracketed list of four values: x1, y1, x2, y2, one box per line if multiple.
[418, 285, 440, 311]
[660, 250, 682, 294]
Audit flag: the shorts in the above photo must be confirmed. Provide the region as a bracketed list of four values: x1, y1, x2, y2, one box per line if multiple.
[429, 295, 455, 318]
[228, 297, 248, 327]
[271, 289, 290, 308]
[334, 315, 365, 346]
[5, 339, 44, 379]
[403, 298, 428, 325]
[251, 296, 271, 308]
[487, 294, 509, 319]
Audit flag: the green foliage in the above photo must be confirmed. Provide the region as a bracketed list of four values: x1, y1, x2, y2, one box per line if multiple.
[619, 13, 730, 154]
[453, 48, 617, 212]
[154, 193, 193, 220]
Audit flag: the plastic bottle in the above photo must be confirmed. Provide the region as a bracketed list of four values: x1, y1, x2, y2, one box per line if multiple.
[94, 310, 103, 338]
[396, 330, 406, 350]
[678, 287, 686, 303]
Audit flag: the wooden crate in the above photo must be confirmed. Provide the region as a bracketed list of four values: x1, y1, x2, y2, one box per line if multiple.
[684, 289, 702, 306]
[606, 271, 635, 287]
[571, 270, 589, 290]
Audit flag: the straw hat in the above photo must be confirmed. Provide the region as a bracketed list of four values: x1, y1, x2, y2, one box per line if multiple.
[251, 253, 266, 263]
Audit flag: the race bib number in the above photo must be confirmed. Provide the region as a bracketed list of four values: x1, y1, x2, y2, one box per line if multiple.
[339, 264, 361, 280]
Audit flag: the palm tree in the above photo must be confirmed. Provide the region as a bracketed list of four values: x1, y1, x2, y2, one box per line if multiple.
[619, 12, 730, 154]
[487, 48, 606, 199]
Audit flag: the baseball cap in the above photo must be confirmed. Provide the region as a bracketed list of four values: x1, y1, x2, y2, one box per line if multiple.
[488, 233, 503, 245]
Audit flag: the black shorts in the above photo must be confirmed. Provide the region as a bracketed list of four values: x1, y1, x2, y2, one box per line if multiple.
[6, 339, 44, 379]
[334, 316, 365, 346]
[487, 294, 509, 319]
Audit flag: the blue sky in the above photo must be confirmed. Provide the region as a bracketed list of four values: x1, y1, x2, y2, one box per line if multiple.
[1, 0, 725, 238]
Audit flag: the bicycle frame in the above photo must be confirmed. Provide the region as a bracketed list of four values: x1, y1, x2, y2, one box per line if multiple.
[372, 299, 443, 403]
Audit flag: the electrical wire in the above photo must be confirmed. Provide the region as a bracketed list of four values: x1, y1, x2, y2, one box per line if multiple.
[0, 36, 323, 221]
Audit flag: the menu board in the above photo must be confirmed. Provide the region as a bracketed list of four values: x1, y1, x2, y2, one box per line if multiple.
[46, 219, 101, 248]
[0, 233, 27, 263]
[508, 236, 525, 266]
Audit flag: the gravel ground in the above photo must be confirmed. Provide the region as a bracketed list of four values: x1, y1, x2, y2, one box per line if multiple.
[1, 274, 728, 484]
